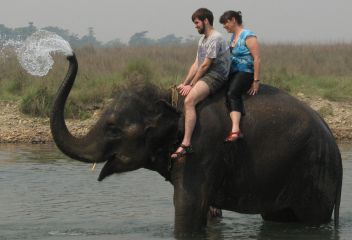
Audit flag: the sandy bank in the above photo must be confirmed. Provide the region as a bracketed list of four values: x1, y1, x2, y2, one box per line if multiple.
[1, 95, 351, 144]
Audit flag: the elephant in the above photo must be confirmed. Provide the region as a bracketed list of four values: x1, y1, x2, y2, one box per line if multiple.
[50, 54, 342, 235]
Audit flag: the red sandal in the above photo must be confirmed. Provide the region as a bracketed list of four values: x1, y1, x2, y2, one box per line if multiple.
[224, 131, 243, 142]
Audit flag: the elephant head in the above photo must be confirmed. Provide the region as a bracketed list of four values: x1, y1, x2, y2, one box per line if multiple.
[50, 54, 180, 181]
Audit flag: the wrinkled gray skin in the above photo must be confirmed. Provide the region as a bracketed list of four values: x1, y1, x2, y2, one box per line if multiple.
[51, 55, 342, 235]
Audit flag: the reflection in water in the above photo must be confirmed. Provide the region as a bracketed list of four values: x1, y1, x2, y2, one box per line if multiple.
[0, 144, 73, 165]
[0, 143, 351, 240]
[256, 221, 339, 240]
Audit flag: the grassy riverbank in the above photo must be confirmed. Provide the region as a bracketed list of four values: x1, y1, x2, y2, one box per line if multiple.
[0, 43, 352, 119]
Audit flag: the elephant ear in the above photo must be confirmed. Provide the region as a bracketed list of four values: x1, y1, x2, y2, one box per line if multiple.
[144, 100, 180, 146]
[145, 100, 180, 128]
[156, 99, 181, 115]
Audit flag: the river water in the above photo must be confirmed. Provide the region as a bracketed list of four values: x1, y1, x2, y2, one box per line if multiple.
[0, 143, 351, 240]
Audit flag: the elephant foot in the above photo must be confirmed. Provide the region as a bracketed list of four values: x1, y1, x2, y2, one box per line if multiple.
[209, 206, 222, 218]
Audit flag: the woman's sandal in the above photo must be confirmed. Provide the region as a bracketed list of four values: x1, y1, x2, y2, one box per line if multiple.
[170, 144, 194, 159]
[224, 131, 243, 142]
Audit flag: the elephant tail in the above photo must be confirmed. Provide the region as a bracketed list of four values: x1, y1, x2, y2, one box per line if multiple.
[334, 159, 342, 228]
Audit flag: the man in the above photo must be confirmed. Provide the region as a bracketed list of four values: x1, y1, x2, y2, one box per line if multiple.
[171, 8, 230, 159]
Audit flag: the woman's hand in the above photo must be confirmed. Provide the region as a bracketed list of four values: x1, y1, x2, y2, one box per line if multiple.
[247, 81, 260, 95]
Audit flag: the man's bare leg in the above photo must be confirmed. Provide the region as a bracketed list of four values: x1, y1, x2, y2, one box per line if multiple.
[171, 81, 210, 158]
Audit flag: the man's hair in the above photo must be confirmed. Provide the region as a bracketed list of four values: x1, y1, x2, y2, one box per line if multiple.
[219, 10, 243, 25]
[191, 8, 214, 26]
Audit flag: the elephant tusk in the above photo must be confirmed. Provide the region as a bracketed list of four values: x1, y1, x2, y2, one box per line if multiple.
[91, 162, 97, 171]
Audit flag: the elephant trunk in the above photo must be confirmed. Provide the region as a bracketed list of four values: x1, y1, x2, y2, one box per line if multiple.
[50, 54, 103, 163]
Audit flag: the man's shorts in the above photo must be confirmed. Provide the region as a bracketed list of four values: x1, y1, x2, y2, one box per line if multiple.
[200, 73, 228, 95]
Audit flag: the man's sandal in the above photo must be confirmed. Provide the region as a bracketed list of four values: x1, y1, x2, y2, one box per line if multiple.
[224, 131, 243, 142]
[170, 144, 194, 159]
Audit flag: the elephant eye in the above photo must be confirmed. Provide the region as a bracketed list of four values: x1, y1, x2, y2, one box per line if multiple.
[106, 124, 123, 138]
[111, 127, 123, 135]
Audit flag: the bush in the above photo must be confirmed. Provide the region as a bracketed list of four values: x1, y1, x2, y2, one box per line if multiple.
[20, 86, 54, 117]
[20, 85, 90, 119]
[317, 105, 334, 118]
[122, 58, 153, 82]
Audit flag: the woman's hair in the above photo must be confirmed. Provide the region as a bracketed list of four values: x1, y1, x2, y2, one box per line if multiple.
[191, 8, 214, 26]
[219, 10, 243, 25]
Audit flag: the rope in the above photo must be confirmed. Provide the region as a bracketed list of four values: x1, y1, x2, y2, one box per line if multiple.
[170, 85, 179, 109]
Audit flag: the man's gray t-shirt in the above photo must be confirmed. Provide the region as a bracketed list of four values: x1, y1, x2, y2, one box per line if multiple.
[196, 30, 230, 81]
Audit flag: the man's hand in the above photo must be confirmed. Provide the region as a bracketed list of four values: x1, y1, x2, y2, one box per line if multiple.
[247, 81, 260, 95]
[176, 83, 185, 90]
[178, 84, 192, 96]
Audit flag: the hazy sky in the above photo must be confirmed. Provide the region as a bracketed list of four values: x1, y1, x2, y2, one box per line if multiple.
[1, 0, 351, 43]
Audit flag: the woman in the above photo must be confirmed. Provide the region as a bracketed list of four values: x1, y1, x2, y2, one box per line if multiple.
[219, 10, 261, 142]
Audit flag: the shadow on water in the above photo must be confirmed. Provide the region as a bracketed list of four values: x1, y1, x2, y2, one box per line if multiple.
[256, 222, 340, 240]
[173, 220, 342, 240]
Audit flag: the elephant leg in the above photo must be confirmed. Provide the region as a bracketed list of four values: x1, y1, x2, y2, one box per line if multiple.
[173, 188, 209, 234]
[291, 200, 333, 224]
[261, 208, 299, 222]
[171, 158, 211, 235]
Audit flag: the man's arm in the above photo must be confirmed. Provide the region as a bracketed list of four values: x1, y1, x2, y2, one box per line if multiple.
[183, 59, 198, 85]
[177, 58, 198, 96]
[190, 58, 213, 85]
[178, 57, 213, 96]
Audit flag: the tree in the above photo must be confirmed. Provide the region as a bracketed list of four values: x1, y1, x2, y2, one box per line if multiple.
[104, 38, 126, 48]
[12, 22, 37, 40]
[0, 24, 12, 40]
[183, 35, 199, 45]
[128, 31, 155, 46]
[79, 27, 101, 47]
[156, 34, 183, 45]
[42, 26, 71, 39]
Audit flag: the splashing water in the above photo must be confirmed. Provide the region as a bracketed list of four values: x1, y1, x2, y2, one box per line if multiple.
[0, 30, 73, 77]
[0, 38, 23, 60]
[16, 30, 73, 76]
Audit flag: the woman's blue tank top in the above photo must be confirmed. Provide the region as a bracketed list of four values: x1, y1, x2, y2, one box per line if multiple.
[230, 29, 256, 73]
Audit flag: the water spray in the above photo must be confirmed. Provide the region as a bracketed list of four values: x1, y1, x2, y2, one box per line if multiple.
[0, 30, 73, 76]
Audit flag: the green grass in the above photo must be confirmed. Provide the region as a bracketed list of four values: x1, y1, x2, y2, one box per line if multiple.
[0, 43, 351, 119]
[263, 74, 352, 101]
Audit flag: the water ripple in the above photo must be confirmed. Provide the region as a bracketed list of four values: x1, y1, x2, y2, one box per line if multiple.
[0, 143, 351, 240]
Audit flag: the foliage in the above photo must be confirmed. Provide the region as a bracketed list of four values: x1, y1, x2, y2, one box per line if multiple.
[128, 31, 156, 46]
[155, 34, 183, 45]
[1, 43, 351, 119]
[20, 85, 54, 117]
[104, 38, 126, 48]
[122, 58, 153, 82]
